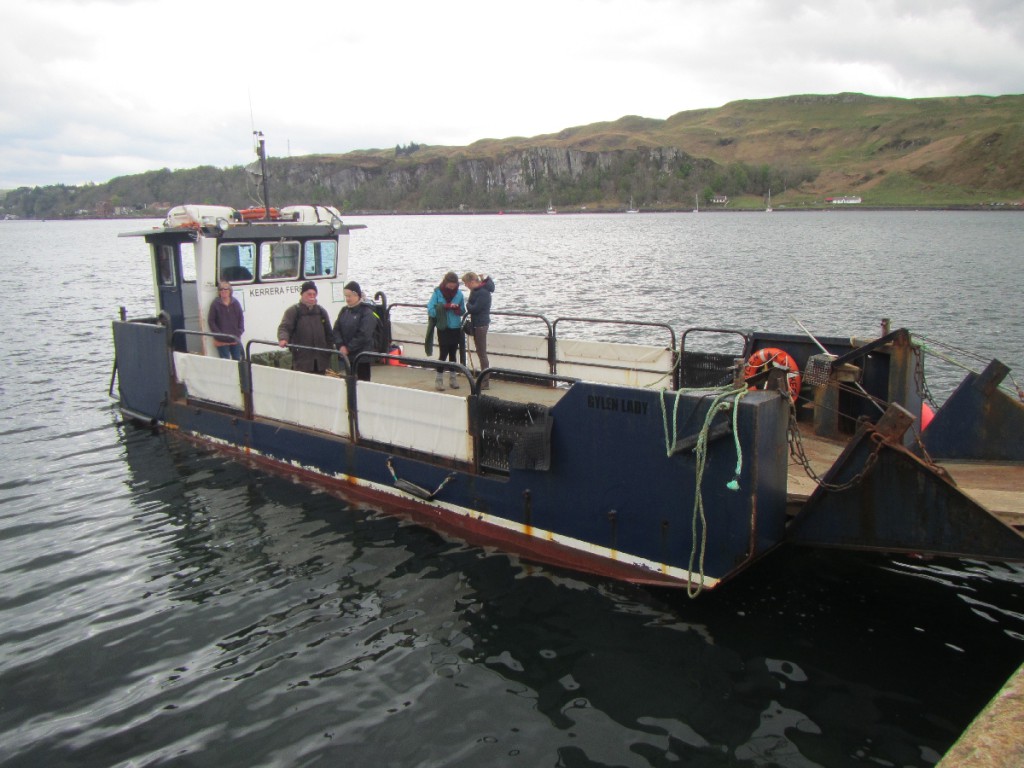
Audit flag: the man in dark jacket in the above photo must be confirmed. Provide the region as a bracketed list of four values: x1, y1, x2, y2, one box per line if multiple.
[332, 281, 377, 380]
[277, 281, 333, 373]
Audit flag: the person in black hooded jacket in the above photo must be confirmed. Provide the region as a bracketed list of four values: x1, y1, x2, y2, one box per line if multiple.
[332, 281, 377, 380]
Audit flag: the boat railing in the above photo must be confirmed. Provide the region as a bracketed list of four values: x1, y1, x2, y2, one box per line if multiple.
[387, 304, 555, 377]
[386, 305, 682, 389]
[472, 311, 556, 380]
[552, 317, 678, 389]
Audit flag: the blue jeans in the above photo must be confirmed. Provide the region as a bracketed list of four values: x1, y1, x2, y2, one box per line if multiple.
[217, 344, 242, 360]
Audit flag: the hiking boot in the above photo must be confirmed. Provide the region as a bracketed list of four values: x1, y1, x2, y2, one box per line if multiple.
[449, 373, 460, 389]
[434, 372, 445, 391]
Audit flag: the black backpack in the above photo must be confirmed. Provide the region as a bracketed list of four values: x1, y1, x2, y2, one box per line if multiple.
[367, 303, 390, 353]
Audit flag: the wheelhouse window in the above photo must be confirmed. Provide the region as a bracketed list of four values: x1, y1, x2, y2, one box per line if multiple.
[260, 240, 300, 281]
[156, 244, 176, 286]
[218, 242, 256, 283]
[303, 239, 338, 278]
[181, 241, 197, 283]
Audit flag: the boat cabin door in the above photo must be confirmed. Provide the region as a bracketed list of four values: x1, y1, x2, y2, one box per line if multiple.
[153, 239, 201, 352]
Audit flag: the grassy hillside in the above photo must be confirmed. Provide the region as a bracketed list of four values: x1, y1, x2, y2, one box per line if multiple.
[334, 92, 1024, 207]
[4, 93, 1023, 218]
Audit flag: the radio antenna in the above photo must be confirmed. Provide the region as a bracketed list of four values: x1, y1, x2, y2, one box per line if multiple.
[252, 131, 271, 219]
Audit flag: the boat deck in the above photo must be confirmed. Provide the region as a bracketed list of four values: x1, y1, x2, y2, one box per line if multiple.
[368, 362, 569, 407]
[368, 364, 1024, 528]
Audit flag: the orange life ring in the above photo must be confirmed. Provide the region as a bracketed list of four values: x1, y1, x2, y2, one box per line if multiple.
[744, 347, 802, 400]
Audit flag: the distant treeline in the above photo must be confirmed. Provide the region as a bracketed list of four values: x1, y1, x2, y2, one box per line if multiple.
[0, 150, 816, 219]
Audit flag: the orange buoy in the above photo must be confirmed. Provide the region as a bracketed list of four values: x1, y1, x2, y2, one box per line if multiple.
[921, 402, 935, 430]
[387, 343, 406, 366]
[744, 347, 802, 401]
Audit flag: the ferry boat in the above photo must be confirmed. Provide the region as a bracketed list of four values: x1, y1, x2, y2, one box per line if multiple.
[109, 153, 1024, 596]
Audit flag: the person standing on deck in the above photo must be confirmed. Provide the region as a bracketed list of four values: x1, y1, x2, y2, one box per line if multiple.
[208, 280, 245, 360]
[332, 281, 377, 381]
[461, 271, 495, 389]
[277, 281, 333, 374]
[427, 271, 466, 390]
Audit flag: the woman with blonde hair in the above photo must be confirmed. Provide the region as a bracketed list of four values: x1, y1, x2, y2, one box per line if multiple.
[461, 271, 495, 389]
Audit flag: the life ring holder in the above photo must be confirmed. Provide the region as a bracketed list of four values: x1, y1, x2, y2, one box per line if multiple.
[744, 347, 802, 401]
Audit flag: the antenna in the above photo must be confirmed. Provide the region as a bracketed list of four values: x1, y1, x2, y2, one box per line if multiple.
[253, 130, 271, 220]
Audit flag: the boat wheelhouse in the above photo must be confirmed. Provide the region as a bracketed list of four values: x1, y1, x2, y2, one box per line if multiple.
[133, 202, 359, 359]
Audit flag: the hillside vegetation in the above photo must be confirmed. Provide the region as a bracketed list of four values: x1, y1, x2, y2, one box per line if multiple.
[4, 93, 1023, 219]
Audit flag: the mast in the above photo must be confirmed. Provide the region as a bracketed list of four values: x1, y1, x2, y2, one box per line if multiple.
[254, 131, 271, 220]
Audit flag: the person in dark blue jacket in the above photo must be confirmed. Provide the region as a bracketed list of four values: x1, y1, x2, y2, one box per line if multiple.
[462, 271, 495, 388]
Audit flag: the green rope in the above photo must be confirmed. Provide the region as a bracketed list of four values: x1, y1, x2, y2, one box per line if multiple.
[660, 385, 750, 597]
[659, 385, 729, 456]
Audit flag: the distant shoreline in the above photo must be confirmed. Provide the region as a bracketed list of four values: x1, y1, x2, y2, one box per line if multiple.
[5, 204, 1023, 222]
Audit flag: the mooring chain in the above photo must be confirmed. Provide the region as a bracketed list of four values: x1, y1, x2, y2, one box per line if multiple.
[786, 405, 884, 492]
[916, 335, 1024, 404]
[912, 346, 939, 410]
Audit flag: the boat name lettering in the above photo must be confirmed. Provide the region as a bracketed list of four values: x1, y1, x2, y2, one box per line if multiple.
[586, 395, 649, 415]
[248, 285, 302, 298]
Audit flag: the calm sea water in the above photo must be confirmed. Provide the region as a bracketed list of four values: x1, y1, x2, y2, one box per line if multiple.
[1, 212, 1022, 768]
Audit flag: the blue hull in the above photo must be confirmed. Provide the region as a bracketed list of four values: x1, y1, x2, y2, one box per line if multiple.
[160, 380, 791, 590]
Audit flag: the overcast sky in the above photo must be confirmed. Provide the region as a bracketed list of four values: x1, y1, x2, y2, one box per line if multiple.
[2, 0, 1022, 189]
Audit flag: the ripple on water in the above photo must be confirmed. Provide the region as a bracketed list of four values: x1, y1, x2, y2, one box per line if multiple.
[1, 215, 1023, 767]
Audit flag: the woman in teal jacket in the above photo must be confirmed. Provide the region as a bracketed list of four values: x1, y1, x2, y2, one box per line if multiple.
[427, 271, 466, 390]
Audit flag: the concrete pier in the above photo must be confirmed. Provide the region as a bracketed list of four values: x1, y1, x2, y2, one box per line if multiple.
[937, 661, 1024, 767]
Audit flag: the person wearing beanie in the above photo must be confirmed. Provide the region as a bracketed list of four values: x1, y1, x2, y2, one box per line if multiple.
[276, 280, 333, 373]
[426, 271, 466, 390]
[208, 280, 245, 360]
[332, 280, 376, 381]
[461, 271, 495, 388]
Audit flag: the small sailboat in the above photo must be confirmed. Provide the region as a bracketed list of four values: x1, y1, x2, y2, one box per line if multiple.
[765, 189, 773, 212]
[693, 194, 699, 213]
[546, 200, 557, 215]
[626, 196, 639, 214]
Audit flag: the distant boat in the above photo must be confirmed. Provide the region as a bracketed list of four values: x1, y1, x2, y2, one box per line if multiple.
[765, 189, 773, 212]
[547, 200, 557, 215]
[626, 196, 639, 214]
[693, 194, 699, 213]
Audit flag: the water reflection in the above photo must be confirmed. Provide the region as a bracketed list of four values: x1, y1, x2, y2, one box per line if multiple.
[1, 214, 1023, 767]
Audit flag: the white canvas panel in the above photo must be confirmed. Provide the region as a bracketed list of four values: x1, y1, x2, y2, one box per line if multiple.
[555, 339, 674, 386]
[251, 365, 349, 436]
[173, 352, 244, 409]
[469, 331, 551, 374]
[357, 382, 472, 462]
[390, 321, 429, 352]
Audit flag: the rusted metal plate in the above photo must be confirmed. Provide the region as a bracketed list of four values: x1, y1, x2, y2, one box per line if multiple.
[922, 360, 1024, 461]
[787, 422, 1024, 561]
